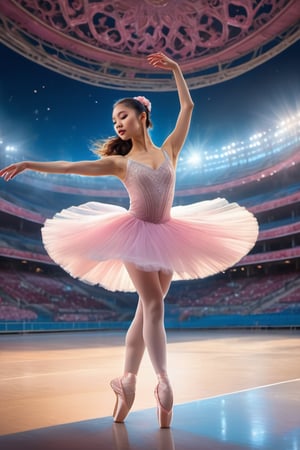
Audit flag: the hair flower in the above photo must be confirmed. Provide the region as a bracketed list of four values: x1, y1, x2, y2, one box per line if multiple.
[134, 96, 152, 112]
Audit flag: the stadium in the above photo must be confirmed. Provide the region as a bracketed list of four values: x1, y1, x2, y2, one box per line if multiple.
[1, 111, 300, 332]
[0, 1, 299, 449]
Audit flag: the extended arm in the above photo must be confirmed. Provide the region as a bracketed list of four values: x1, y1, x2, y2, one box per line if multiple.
[147, 53, 194, 162]
[0, 156, 125, 182]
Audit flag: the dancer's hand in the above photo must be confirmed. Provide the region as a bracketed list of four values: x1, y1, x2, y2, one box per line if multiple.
[147, 52, 178, 71]
[0, 162, 27, 181]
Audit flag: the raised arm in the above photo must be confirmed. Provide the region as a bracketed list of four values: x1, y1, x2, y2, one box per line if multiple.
[147, 52, 194, 163]
[0, 156, 125, 182]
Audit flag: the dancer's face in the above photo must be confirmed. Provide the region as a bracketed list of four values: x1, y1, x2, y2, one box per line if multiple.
[112, 104, 144, 140]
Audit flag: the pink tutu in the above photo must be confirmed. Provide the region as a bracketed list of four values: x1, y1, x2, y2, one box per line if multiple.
[41, 198, 258, 292]
[42, 152, 258, 292]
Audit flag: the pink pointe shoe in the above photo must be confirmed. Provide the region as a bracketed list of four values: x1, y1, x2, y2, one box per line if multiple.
[110, 373, 136, 423]
[154, 374, 173, 428]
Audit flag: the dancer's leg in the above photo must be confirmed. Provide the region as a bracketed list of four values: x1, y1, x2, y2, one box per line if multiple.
[124, 263, 171, 377]
[159, 270, 173, 300]
[124, 263, 173, 426]
[111, 264, 173, 425]
[123, 270, 172, 375]
[123, 298, 145, 375]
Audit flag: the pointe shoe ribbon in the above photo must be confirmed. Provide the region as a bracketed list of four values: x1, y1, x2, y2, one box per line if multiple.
[110, 373, 136, 423]
[154, 375, 173, 428]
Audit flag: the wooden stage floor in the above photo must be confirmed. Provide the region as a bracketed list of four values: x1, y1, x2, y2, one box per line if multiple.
[0, 329, 299, 449]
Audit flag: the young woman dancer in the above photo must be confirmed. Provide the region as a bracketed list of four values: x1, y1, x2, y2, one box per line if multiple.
[0, 52, 258, 428]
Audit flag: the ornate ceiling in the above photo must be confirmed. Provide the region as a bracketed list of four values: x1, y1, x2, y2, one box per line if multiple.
[0, 0, 299, 90]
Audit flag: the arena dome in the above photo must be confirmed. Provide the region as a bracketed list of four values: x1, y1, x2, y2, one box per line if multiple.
[0, 0, 299, 90]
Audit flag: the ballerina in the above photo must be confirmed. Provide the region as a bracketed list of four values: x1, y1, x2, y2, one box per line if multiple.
[0, 52, 258, 428]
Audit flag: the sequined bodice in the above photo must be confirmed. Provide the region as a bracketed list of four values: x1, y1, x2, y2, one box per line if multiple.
[123, 150, 175, 223]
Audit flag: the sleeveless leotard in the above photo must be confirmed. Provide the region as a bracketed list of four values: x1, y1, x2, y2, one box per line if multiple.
[124, 151, 174, 224]
[42, 150, 258, 292]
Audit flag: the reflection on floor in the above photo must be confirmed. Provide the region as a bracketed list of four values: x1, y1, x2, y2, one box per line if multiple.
[1, 379, 299, 450]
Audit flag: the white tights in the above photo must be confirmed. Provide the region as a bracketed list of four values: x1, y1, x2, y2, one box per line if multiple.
[123, 263, 172, 377]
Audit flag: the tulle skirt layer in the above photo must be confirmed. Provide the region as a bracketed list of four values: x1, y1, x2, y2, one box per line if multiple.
[41, 199, 259, 292]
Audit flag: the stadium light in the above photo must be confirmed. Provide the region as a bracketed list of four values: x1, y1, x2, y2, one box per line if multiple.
[5, 145, 17, 152]
[187, 153, 201, 166]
